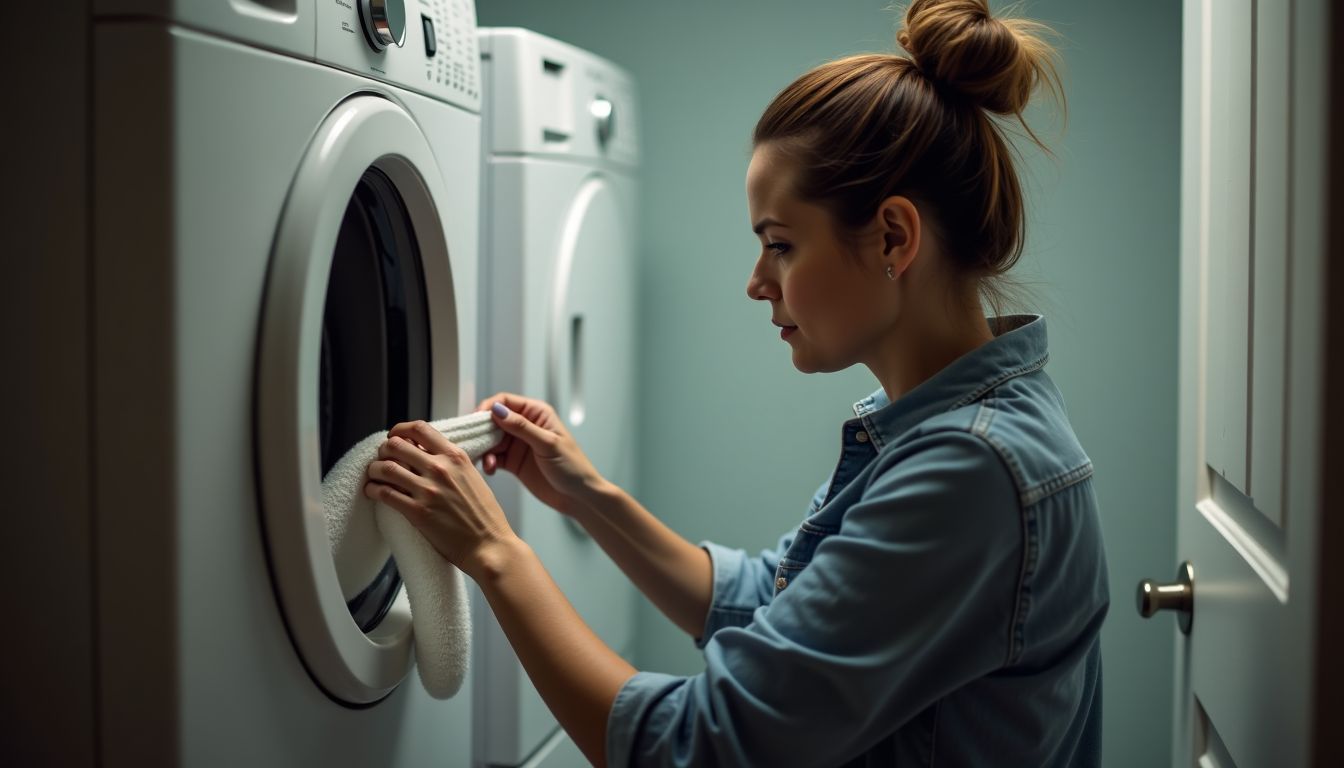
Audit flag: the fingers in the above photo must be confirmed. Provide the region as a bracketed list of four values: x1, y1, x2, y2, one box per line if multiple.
[482, 432, 534, 479]
[498, 436, 534, 478]
[378, 435, 434, 474]
[479, 392, 561, 426]
[363, 480, 426, 524]
[383, 412, 545, 483]
[489, 402, 559, 453]
[478, 391, 533, 412]
[364, 462, 432, 527]
[366, 457, 426, 495]
[387, 421, 463, 460]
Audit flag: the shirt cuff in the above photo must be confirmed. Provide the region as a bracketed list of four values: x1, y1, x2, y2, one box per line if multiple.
[694, 541, 763, 650]
[606, 670, 686, 768]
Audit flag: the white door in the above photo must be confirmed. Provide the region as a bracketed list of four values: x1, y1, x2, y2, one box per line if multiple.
[1154, 0, 1336, 765]
[547, 174, 639, 494]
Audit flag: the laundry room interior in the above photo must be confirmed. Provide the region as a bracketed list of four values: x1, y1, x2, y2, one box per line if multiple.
[12, 1, 1341, 767]
[470, 3, 1180, 766]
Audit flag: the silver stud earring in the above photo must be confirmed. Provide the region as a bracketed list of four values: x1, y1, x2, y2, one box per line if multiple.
[885, 264, 895, 281]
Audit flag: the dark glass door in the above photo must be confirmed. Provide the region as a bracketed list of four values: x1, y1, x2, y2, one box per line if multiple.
[318, 167, 431, 632]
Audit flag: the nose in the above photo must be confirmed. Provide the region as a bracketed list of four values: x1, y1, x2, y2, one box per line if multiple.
[746, 256, 779, 302]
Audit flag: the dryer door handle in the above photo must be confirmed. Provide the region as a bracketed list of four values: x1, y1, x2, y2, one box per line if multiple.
[567, 313, 586, 426]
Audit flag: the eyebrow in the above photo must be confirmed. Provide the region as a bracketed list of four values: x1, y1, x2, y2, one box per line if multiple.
[752, 217, 788, 235]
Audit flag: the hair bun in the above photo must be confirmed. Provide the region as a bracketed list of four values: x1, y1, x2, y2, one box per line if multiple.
[896, 0, 1059, 115]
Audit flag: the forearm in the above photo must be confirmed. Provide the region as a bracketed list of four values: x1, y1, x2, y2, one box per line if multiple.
[571, 480, 713, 638]
[473, 536, 637, 768]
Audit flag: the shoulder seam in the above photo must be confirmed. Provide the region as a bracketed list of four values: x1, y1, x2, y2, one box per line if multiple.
[1021, 462, 1095, 507]
[972, 396, 1033, 667]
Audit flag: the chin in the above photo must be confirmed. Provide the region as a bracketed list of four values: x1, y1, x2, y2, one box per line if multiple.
[790, 351, 847, 375]
[789, 348, 813, 373]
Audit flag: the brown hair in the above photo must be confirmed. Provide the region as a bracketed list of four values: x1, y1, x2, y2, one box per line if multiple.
[753, 0, 1064, 318]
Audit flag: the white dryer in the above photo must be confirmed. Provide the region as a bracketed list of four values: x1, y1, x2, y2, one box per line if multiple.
[475, 28, 641, 768]
[36, 0, 484, 764]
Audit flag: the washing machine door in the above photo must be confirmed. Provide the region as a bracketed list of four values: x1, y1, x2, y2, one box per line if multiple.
[255, 95, 462, 705]
[545, 175, 637, 493]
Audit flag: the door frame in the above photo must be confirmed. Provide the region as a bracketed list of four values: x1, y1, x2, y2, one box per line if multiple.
[1316, 2, 1343, 761]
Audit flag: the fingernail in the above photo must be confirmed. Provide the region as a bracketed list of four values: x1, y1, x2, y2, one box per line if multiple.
[491, 402, 509, 419]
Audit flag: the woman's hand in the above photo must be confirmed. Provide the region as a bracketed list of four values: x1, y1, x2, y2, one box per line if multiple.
[478, 392, 604, 516]
[363, 420, 517, 578]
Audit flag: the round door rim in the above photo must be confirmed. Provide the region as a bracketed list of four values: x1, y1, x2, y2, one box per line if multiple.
[546, 175, 627, 417]
[255, 94, 458, 705]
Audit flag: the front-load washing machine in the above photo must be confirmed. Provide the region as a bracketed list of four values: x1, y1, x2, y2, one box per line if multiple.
[475, 28, 641, 768]
[24, 1, 483, 764]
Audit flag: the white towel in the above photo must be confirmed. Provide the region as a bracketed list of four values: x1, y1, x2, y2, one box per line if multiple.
[321, 411, 502, 699]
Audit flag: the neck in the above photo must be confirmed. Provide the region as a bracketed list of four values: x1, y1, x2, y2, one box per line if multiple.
[866, 300, 995, 402]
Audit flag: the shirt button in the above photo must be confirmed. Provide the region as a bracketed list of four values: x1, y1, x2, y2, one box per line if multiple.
[775, 576, 788, 591]
[855, 430, 870, 443]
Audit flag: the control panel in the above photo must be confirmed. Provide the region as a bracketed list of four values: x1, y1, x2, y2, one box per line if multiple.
[316, 0, 480, 113]
[479, 29, 639, 166]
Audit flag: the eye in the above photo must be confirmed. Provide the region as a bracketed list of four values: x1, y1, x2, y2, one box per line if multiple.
[765, 242, 791, 257]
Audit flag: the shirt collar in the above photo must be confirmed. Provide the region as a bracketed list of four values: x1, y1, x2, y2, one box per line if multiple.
[851, 314, 1050, 450]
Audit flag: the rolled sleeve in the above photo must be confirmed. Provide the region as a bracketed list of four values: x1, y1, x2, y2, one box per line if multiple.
[693, 542, 772, 649]
[692, 479, 829, 649]
[606, 671, 686, 768]
[606, 432, 1023, 767]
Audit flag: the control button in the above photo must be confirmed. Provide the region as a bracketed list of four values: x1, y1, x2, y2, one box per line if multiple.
[591, 96, 615, 148]
[422, 15, 436, 57]
[855, 430, 869, 443]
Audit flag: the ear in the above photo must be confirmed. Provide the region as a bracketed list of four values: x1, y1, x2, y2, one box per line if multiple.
[877, 196, 920, 279]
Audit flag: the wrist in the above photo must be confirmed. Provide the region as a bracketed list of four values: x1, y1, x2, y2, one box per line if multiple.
[570, 476, 621, 519]
[466, 533, 533, 585]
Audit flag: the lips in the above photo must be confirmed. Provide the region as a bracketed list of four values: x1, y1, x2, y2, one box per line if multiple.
[773, 320, 798, 340]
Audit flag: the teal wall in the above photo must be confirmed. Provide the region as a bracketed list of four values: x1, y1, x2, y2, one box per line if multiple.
[478, 2, 1181, 765]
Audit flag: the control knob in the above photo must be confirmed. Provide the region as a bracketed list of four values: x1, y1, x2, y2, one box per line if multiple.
[358, 0, 406, 52]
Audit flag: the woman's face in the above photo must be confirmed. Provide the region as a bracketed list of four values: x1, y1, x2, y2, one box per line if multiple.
[745, 145, 899, 374]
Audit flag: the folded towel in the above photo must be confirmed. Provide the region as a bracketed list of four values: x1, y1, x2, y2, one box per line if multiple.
[321, 411, 502, 699]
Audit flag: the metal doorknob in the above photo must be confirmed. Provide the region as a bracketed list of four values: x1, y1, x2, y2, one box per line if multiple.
[1136, 561, 1194, 634]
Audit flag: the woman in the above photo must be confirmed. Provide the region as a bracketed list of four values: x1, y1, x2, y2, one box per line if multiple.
[364, 0, 1109, 764]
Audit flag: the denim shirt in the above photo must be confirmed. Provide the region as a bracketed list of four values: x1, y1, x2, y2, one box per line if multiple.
[606, 315, 1110, 767]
